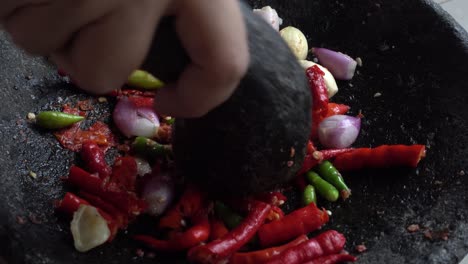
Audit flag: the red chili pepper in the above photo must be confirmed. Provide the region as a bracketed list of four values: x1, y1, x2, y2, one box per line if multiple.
[266, 206, 285, 222]
[265, 230, 346, 264]
[107, 88, 156, 98]
[321, 148, 355, 160]
[307, 140, 317, 155]
[333, 144, 426, 171]
[306, 65, 329, 139]
[134, 210, 211, 252]
[55, 192, 119, 241]
[78, 191, 129, 228]
[325, 103, 350, 117]
[303, 253, 357, 264]
[55, 192, 90, 217]
[230, 235, 308, 264]
[66, 166, 146, 216]
[223, 195, 285, 221]
[311, 111, 323, 140]
[109, 156, 138, 191]
[98, 189, 147, 217]
[159, 186, 204, 230]
[255, 191, 287, 207]
[188, 201, 271, 264]
[81, 141, 111, 179]
[307, 65, 329, 116]
[210, 218, 229, 241]
[297, 148, 354, 176]
[169, 214, 211, 249]
[66, 166, 104, 194]
[257, 203, 329, 248]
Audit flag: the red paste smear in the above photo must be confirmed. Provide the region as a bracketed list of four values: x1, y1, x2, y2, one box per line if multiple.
[54, 104, 116, 152]
[127, 96, 154, 108]
[77, 100, 94, 111]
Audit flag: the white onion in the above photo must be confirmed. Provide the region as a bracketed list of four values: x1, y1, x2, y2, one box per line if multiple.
[312, 48, 357, 80]
[113, 97, 160, 138]
[253, 6, 283, 31]
[318, 115, 361, 149]
[141, 172, 175, 217]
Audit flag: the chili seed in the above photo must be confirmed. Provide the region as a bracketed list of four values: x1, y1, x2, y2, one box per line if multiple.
[27, 113, 36, 120]
[29, 171, 37, 179]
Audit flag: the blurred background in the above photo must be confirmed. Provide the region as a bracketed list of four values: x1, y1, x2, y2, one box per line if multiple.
[436, 0, 468, 30]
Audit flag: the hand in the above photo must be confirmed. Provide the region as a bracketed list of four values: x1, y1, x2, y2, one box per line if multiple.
[2, 0, 249, 118]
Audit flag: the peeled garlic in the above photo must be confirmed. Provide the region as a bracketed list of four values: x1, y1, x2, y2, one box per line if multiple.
[280, 26, 308, 60]
[253, 6, 283, 31]
[299, 60, 339, 98]
[71, 205, 111, 252]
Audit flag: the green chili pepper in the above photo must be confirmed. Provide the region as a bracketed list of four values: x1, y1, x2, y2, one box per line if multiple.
[165, 117, 175, 125]
[36, 111, 84, 129]
[316, 160, 351, 200]
[214, 201, 243, 230]
[303, 184, 317, 205]
[132, 136, 172, 159]
[306, 171, 339, 202]
[127, 70, 164, 90]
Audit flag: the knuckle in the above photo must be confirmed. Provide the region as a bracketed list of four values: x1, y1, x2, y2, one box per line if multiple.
[72, 64, 129, 95]
[212, 50, 250, 84]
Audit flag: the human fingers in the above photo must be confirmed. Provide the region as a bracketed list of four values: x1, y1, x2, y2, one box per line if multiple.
[154, 0, 249, 117]
[0, 0, 48, 22]
[4, 0, 125, 54]
[52, 0, 171, 94]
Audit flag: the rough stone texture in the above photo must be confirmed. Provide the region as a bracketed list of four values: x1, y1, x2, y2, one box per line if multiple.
[0, 0, 467, 263]
[248, 0, 468, 263]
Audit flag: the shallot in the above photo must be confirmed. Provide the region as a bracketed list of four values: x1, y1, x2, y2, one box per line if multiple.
[318, 115, 361, 149]
[140, 171, 175, 217]
[113, 97, 160, 138]
[312, 47, 357, 80]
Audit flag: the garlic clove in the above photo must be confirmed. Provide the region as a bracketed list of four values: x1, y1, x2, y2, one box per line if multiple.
[71, 205, 111, 252]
